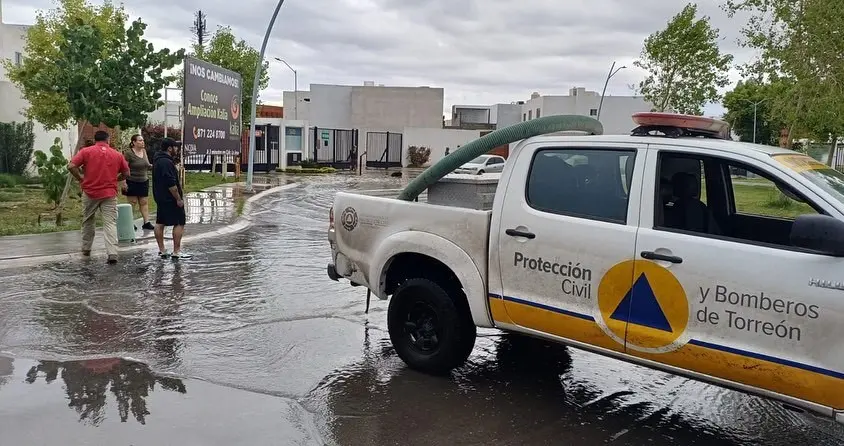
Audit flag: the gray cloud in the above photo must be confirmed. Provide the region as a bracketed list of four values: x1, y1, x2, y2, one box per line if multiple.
[3, 0, 753, 116]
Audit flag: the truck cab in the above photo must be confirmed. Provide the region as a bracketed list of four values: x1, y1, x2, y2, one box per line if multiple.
[328, 113, 844, 424]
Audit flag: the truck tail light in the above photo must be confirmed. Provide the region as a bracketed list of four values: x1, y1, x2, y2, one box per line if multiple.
[329, 205, 334, 230]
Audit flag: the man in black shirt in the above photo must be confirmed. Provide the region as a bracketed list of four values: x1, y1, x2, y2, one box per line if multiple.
[152, 138, 191, 259]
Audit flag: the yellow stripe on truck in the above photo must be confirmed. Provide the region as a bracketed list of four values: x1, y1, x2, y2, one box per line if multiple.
[489, 294, 844, 410]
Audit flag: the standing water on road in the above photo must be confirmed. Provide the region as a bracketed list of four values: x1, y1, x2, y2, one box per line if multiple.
[1, 173, 842, 445]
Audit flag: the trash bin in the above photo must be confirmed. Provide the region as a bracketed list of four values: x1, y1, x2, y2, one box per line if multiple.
[117, 203, 135, 242]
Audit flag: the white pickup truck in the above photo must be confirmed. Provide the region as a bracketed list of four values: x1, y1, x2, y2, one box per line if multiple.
[327, 113, 844, 424]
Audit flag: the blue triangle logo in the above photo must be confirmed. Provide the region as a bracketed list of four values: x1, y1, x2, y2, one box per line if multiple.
[609, 273, 673, 332]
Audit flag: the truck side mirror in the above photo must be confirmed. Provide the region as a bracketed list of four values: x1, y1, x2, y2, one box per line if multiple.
[790, 214, 844, 256]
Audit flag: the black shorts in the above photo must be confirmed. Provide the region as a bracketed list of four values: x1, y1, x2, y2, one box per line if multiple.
[123, 179, 149, 197]
[156, 202, 187, 227]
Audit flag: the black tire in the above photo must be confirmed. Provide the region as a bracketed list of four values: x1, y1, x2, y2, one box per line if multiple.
[387, 278, 476, 375]
[477, 170, 485, 175]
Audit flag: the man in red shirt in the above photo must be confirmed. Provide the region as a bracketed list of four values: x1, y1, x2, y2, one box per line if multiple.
[68, 131, 130, 264]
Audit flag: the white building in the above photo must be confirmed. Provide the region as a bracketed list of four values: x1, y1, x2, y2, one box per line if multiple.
[282, 82, 444, 132]
[448, 103, 522, 129]
[0, 7, 75, 167]
[519, 87, 655, 135]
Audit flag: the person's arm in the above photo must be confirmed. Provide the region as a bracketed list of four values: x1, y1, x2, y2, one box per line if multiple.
[161, 161, 184, 206]
[117, 156, 130, 182]
[68, 149, 86, 182]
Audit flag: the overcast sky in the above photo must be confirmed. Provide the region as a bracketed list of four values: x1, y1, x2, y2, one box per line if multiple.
[3, 0, 754, 117]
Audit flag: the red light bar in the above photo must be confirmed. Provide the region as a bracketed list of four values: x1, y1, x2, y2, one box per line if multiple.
[632, 112, 731, 139]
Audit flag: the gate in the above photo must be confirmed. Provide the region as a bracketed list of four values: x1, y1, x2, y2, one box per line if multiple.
[366, 131, 403, 168]
[313, 127, 357, 167]
[183, 124, 280, 173]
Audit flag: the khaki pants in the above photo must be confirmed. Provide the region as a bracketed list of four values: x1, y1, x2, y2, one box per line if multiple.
[81, 194, 118, 256]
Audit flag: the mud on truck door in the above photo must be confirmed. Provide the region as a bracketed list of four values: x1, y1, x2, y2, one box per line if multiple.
[490, 142, 648, 353]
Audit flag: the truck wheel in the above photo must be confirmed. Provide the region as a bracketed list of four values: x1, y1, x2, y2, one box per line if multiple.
[388, 278, 476, 375]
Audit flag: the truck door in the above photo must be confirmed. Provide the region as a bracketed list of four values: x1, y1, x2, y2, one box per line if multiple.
[632, 145, 844, 411]
[491, 142, 648, 353]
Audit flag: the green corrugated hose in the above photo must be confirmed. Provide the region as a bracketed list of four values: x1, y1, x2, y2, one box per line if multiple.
[397, 115, 604, 201]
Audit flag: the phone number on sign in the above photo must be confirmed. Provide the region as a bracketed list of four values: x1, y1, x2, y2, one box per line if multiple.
[195, 128, 227, 139]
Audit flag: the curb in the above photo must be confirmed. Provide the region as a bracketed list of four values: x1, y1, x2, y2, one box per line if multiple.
[0, 182, 299, 270]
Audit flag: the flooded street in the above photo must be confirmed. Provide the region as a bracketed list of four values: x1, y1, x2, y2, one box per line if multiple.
[1, 173, 843, 445]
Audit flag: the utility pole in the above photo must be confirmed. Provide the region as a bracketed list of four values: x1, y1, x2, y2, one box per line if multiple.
[596, 61, 626, 122]
[273, 57, 298, 120]
[246, 0, 286, 193]
[742, 98, 767, 144]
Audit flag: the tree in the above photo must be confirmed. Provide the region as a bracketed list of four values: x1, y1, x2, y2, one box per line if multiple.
[634, 3, 734, 115]
[724, 0, 844, 148]
[722, 80, 783, 145]
[0, 121, 36, 175]
[189, 10, 210, 57]
[177, 26, 269, 126]
[33, 138, 69, 208]
[3, 0, 184, 223]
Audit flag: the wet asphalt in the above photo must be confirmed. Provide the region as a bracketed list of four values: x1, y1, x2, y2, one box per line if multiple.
[1, 173, 843, 446]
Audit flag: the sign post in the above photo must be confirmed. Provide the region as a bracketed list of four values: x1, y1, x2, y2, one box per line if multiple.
[182, 56, 243, 176]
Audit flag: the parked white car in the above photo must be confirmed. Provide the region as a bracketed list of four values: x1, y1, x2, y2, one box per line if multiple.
[453, 154, 506, 175]
[327, 113, 844, 425]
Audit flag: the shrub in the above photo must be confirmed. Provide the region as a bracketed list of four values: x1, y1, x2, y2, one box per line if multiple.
[141, 124, 181, 158]
[407, 146, 431, 167]
[299, 160, 320, 169]
[0, 174, 19, 188]
[32, 138, 69, 208]
[0, 121, 36, 175]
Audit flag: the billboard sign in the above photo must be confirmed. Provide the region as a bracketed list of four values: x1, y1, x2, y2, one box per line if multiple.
[182, 56, 242, 156]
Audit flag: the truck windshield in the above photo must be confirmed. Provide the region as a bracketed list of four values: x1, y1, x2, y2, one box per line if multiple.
[773, 153, 844, 207]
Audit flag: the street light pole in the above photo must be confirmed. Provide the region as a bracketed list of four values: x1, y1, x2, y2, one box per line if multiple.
[596, 61, 626, 122]
[743, 98, 767, 144]
[273, 57, 298, 120]
[246, 0, 286, 193]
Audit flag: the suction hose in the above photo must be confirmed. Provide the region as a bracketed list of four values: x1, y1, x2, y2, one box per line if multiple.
[397, 115, 604, 201]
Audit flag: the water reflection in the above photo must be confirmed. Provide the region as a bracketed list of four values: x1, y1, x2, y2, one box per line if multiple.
[24, 357, 186, 425]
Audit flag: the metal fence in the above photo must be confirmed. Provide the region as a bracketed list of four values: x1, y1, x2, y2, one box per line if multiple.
[313, 127, 357, 167]
[182, 124, 280, 173]
[365, 131, 403, 167]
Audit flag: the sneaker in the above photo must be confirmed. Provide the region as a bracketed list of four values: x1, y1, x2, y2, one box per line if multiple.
[159, 252, 171, 259]
[82, 250, 91, 257]
[107, 255, 118, 264]
[171, 252, 192, 260]
[134, 225, 138, 231]
[142, 222, 155, 231]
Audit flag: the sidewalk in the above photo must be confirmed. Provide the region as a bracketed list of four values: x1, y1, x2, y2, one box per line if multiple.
[0, 179, 296, 264]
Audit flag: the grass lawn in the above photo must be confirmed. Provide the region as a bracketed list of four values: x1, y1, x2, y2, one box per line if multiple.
[0, 172, 238, 236]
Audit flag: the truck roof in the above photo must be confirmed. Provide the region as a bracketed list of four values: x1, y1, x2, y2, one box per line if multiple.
[521, 134, 795, 159]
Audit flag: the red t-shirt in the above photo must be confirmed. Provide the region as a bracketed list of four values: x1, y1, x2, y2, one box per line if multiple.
[70, 142, 130, 199]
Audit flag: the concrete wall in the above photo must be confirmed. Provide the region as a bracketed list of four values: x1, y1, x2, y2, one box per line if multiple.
[402, 127, 482, 167]
[452, 105, 491, 125]
[1, 21, 75, 166]
[491, 103, 522, 129]
[351, 85, 443, 132]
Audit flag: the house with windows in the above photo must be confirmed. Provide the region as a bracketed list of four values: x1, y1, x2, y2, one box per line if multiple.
[1, 5, 76, 166]
[520, 88, 655, 135]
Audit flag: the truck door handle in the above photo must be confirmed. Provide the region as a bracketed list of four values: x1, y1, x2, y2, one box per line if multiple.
[641, 251, 682, 264]
[506, 229, 535, 239]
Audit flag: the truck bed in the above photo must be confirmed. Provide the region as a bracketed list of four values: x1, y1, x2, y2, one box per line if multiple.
[331, 191, 491, 297]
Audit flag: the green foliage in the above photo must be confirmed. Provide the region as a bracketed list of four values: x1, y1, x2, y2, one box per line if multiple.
[0, 174, 20, 188]
[407, 146, 432, 167]
[141, 124, 181, 158]
[32, 138, 69, 207]
[722, 80, 784, 145]
[723, 0, 844, 143]
[1, 0, 184, 131]
[635, 3, 734, 114]
[176, 26, 269, 125]
[0, 121, 36, 175]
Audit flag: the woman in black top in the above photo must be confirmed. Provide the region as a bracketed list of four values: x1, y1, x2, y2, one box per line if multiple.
[120, 134, 154, 230]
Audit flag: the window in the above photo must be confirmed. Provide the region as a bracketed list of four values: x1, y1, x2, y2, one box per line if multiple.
[589, 109, 598, 116]
[655, 152, 822, 249]
[523, 113, 527, 122]
[14, 52, 23, 66]
[528, 110, 533, 120]
[526, 148, 636, 223]
[488, 157, 504, 165]
[536, 108, 541, 118]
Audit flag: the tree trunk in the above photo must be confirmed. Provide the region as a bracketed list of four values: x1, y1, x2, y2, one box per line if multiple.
[55, 121, 87, 225]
